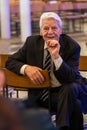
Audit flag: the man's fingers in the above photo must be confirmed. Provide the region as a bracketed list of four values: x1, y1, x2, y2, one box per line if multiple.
[46, 40, 58, 47]
[30, 70, 45, 85]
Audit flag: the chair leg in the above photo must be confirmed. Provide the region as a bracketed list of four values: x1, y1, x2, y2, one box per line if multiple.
[16, 90, 19, 98]
[10, 93, 12, 98]
[28, 89, 30, 98]
[5, 85, 8, 97]
[3, 86, 6, 97]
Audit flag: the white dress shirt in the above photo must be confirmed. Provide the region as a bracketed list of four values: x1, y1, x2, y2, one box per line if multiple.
[20, 42, 63, 87]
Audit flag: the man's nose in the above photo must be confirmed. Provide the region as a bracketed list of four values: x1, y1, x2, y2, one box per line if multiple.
[48, 28, 53, 33]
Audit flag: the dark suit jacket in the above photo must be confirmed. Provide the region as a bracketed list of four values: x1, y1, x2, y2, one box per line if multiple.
[6, 34, 81, 83]
[6, 34, 87, 113]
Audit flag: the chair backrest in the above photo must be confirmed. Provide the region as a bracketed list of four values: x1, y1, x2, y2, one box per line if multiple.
[0, 54, 10, 68]
[1, 54, 86, 70]
[0, 54, 11, 68]
[59, 2, 74, 11]
[3, 68, 51, 89]
[30, 0, 45, 17]
[79, 56, 87, 71]
[44, 1, 60, 12]
[0, 54, 87, 88]
[73, 2, 87, 10]
[58, 2, 74, 19]
[0, 54, 51, 88]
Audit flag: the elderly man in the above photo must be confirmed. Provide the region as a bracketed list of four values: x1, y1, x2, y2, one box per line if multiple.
[6, 12, 87, 130]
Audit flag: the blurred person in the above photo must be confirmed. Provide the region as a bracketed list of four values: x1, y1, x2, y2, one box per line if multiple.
[0, 69, 24, 130]
[6, 12, 87, 130]
[21, 108, 58, 130]
[0, 68, 6, 93]
[0, 95, 24, 130]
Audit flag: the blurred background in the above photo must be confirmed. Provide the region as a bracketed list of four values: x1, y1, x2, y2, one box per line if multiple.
[0, 1, 87, 129]
[0, 0, 87, 55]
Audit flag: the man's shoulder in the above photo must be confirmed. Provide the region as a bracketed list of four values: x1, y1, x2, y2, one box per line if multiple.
[27, 35, 43, 41]
[24, 35, 44, 48]
[60, 34, 80, 48]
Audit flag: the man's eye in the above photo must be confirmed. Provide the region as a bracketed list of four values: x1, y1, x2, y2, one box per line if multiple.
[43, 27, 49, 31]
[42, 27, 58, 31]
[52, 27, 58, 30]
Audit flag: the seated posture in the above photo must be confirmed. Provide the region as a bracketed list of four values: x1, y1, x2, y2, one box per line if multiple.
[6, 12, 87, 130]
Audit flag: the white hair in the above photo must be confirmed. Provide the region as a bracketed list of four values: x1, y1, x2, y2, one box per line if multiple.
[39, 12, 62, 29]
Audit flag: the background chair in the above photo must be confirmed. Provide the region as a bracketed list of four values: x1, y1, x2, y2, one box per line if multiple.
[58, 1, 84, 33]
[30, 0, 46, 35]
[43, 1, 60, 13]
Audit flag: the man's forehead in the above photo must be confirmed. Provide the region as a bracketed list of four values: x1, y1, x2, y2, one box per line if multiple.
[42, 18, 58, 22]
[42, 19, 58, 26]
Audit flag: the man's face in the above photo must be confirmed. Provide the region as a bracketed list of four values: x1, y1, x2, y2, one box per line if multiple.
[40, 18, 62, 42]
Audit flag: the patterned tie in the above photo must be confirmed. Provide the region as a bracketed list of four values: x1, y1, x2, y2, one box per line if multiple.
[40, 49, 51, 102]
[43, 50, 51, 73]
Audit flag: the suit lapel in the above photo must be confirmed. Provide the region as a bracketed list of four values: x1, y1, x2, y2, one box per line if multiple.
[35, 38, 44, 68]
[59, 36, 65, 58]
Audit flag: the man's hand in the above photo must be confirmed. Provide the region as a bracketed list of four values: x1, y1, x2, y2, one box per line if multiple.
[46, 40, 60, 59]
[24, 65, 45, 85]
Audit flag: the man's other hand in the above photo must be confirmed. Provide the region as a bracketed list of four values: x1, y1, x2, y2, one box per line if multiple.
[24, 66, 45, 85]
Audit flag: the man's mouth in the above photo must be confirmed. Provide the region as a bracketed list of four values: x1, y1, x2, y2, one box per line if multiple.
[47, 36, 55, 39]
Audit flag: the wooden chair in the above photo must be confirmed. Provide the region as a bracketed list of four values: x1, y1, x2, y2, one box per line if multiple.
[1, 54, 87, 77]
[2, 68, 51, 110]
[79, 56, 87, 71]
[43, 1, 60, 13]
[0, 54, 51, 98]
[30, 1, 45, 16]
[0, 54, 11, 68]
[30, 1, 46, 35]
[58, 2, 84, 33]
[3, 69, 50, 89]
[0, 54, 14, 97]
[73, 2, 87, 12]
[3, 68, 50, 97]
[0, 54, 87, 76]
[0, 54, 25, 97]
[72, 2, 87, 33]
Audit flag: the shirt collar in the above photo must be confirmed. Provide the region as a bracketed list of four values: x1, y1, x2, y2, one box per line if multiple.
[44, 42, 47, 49]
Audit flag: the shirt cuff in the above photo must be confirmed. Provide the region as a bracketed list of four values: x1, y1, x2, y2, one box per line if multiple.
[20, 65, 28, 75]
[53, 56, 63, 70]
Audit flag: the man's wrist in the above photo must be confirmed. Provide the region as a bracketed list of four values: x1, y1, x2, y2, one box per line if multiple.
[53, 56, 63, 70]
[20, 65, 28, 75]
[52, 54, 60, 59]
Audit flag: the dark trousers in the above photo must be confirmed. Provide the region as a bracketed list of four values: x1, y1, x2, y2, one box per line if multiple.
[37, 82, 83, 130]
[21, 82, 83, 130]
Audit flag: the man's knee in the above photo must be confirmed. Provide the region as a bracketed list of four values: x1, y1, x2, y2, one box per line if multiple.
[63, 82, 80, 97]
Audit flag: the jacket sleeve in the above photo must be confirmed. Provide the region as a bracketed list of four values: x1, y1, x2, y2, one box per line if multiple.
[54, 44, 81, 84]
[5, 37, 29, 74]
